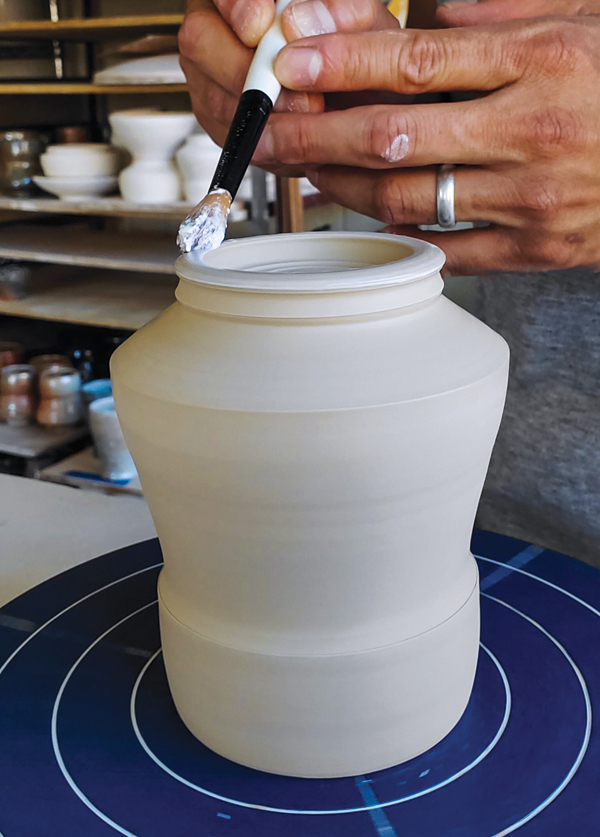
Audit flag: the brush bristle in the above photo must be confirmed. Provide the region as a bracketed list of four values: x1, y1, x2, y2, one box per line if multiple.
[177, 189, 233, 254]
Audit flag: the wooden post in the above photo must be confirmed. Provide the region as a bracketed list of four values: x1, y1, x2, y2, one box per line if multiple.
[275, 176, 304, 233]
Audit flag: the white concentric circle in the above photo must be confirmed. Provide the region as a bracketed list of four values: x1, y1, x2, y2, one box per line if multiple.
[0, 561, 162, 679]
[7, 549, 595, 837]
[481, 593, 592, 837]
[51, 600, 159, 837]
[130, 643, 511, 815]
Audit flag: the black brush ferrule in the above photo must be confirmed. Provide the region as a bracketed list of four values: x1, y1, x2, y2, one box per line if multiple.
[209, 89, 273, 200]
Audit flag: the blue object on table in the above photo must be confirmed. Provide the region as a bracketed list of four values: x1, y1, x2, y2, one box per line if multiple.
[64, 469, 131, 486]
[82, 378, 113, 406]
[0, 531, 599, 837]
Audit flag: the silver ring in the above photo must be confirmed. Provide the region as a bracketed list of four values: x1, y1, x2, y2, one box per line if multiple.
[437, 164, 456, 229]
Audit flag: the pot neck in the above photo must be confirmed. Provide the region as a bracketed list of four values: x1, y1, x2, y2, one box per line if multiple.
[175, 232, 445, 320]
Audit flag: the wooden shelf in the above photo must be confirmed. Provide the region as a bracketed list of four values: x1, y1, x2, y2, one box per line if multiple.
[0, 14, 184, 41]
[0, 82, 187, 95]
[0, 223, 179, 273]
[0, 195, 195, 220]
[0, 268, 177, 330]
[0, 421, 88, 459]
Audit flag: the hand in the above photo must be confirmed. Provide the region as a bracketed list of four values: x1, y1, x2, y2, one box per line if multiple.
[438, 0, 600, 28]
[263, 17, 600, 274]
[178, 0, 398, 169]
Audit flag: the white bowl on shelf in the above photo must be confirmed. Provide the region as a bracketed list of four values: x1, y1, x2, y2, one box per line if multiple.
[33, 175, 119, 202]
[41, 143, 120, 178]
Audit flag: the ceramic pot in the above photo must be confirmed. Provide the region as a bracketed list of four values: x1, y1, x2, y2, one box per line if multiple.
[175, 131, 223, 204]
[109, 110, 197, 204]
[112, 232, 510, 778]
[37, 366, 82, 425]
[0, 130, 46, 197]
[55, 126, 90, 144]
[88, 395, 137, 481]
[40, 143, 120, 178]
[29, 354, 72, 374]
[0, 341, 23, 369]
[0, 363, 35, 426]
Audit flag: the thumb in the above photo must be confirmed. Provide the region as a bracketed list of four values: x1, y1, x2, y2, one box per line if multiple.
[437, 0, 578, 27]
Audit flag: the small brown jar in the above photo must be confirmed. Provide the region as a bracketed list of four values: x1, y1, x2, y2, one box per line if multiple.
[30, 354, 72, 375]
[37, 366, 82, 426]
[0, 363, 36, 427]
[0, 341, 23, 370]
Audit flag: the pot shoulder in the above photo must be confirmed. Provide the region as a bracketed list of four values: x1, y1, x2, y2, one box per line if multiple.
[112, 296, 509, 411]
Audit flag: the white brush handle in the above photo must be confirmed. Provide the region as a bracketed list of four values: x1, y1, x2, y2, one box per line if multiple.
[243, 0, 294, 103]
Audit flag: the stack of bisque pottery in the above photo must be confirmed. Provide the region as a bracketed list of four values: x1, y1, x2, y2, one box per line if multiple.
[36, 366, 83, 426]
[0, 364, 36, 427]
[34, 143, 120, 202]
[109, 109, 197, 204]
[112, 231, 510, 778]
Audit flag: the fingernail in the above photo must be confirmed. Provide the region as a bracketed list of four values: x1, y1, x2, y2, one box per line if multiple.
[230, 0, 269, 46]
[276, 46, 323, 87]
[288, 0, 336, 37]
[277, 89, 311, 113]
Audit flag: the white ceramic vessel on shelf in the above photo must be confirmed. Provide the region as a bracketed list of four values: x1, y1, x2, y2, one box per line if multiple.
[33, 175, 118, 201]
[109, 109, 197, 204]
[175, 131, 223, 204]
[94, 54, 186, 86]
[112, 232, 510, 778]
[40, 143, 120, 178]
[88, 396, 137, 481]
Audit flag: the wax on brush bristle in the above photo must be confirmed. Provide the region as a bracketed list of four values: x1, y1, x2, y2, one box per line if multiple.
[177, 189, 232, 254]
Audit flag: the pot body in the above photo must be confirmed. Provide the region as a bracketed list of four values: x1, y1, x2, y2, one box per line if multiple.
[112, 232, 509, 777]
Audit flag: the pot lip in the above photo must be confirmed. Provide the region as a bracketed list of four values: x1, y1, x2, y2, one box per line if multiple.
[175, 231, 446, 293]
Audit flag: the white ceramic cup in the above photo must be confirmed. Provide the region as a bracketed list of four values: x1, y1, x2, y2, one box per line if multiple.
[88, 396, 137, 481]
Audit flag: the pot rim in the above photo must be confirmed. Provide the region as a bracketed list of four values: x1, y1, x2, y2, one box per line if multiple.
[175, 232, 445, 294]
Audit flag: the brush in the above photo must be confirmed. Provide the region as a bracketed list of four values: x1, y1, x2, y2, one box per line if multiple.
[177, 0, 293, 254]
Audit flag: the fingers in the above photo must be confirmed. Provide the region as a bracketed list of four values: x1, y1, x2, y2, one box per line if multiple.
[438, 0, 582, 28]
[179, 4, 253, 93]
[305, 165, 530, 227]
[212, 0, 275, 46]
[280, 0, 398, 41]
[385, 225, 524, 275]
[255, 101, 523, 169]
[385, 223, 600, 275]
[274, 25, 529, 93]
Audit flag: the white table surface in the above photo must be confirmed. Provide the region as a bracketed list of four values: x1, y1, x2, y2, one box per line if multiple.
[0, 473, 156, 608]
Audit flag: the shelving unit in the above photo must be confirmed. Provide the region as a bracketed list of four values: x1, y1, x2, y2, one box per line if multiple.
[0, 14, 183, 41]
[0, 82, 187, 94]
[0, 6, 190, 336]
[0, 224, 179, 273]
[0, 195, 194, 220]
[0, 5, 289, 340]
[0, 269, 177, 330]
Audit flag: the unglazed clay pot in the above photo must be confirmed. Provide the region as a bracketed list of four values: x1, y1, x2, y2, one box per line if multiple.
[111, 232, 509, 778]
